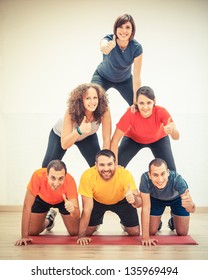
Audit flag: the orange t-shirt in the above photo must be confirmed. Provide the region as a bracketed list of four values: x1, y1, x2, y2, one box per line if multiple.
[116, 106, 172, 144]
[27, 168, 78, 204]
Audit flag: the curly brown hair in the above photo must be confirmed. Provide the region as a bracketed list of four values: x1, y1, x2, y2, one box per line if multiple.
[67, 83, 109, 126]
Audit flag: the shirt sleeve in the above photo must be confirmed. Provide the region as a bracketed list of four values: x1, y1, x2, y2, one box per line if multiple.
[159, 107, 173, 126]
[26, 171, 41, 196]
[173, 174, 189, 195]
[78, 171, 94, 198]
[139, 173, 150, 193]
[66, 175, 78, 199]
[116, 108, 132, 133]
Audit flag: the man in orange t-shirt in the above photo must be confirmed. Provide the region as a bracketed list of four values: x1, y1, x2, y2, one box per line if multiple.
[15, 160, 80, 246]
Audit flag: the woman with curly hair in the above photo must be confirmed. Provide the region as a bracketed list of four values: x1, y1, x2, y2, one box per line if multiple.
[42, 83, 112, 167]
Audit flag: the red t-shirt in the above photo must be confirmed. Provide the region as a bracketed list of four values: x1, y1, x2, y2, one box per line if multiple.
[116, 106, 172, 144]
[27, 168, 78, 204]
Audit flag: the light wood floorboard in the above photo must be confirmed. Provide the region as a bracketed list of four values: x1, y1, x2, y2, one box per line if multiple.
[0, 209, 207, 260]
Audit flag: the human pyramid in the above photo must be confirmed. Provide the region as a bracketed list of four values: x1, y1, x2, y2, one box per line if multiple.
[15, 14, 196, 247]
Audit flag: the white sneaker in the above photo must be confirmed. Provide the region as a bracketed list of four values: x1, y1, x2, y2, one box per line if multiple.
[46, 208, 57, 231]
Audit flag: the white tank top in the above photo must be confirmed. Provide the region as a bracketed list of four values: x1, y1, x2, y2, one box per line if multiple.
[53, 117, 100, 142]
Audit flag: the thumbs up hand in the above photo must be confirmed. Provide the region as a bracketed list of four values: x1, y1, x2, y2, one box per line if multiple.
[63, 194, 75, 213]
[79, 116, 92, 134]
[181, 189, 195, 212]
[163, 117, 173, 135]
[125, 184, 135, 204]
[105, 35, 116, 53]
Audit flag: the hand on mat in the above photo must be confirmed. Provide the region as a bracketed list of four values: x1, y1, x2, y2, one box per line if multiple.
[141, 237, 158, 246]
[125, 184, 135, 204]
[77, 237, 92, 245]
[15, 237, 33, 246]
[63, 194, 75, 213]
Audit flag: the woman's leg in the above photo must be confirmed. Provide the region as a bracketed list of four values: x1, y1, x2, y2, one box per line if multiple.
[115, 76, 133, 106]
[118, 136, 143, 167]
[42, 129, 67, 167]
[150, 136, 177, 171]
[75, 134, 101, 167]
[91, 70, 113, 91]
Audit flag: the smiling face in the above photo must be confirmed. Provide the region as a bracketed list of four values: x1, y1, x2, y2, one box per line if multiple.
[47, 168, 65, 191]
[136, 94, 155, 118]
[116, 21, 132, 42]
[96, 155, 116, 180]
[83, 87, 99, 112]
[148, 163, 169, 189]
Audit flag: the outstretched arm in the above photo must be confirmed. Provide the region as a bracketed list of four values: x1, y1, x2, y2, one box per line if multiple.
[140, 192, 158, 246]
[77, 196, 94, 245]
[100, 35, 116, 55]
[132, 55, 143, 104]
[101, 108, 112, 149]
[110, 128, 125, 162]
[15, 190, 35, 246]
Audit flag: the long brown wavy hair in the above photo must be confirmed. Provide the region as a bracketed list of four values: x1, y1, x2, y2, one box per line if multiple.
[67, 83, 109, 126]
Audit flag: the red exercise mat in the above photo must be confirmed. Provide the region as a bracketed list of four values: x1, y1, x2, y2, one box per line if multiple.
[29, 234, 198, 245]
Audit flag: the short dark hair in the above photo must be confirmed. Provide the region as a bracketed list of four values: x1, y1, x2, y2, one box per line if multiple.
[113, 14, 136, 41]
[136, 86, 155, 101]
[47, 160, 67, 174]
[95, 149, 116, 163]
[148, 158, 168, 173]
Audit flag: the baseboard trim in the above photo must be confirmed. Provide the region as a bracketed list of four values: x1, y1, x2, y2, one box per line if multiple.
[0, 205, 207, 213]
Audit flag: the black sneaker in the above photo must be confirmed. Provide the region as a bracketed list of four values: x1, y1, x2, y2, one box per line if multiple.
[168, 217, 175, 231]
[158, 221, 162, 231]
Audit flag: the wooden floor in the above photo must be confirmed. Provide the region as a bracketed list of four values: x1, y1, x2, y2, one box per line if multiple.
[0, 209, 207, 260]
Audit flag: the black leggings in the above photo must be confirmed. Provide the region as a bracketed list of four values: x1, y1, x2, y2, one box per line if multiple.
[91, 70, 133, 106]
[118, 136, 176, 171]
[42, 129, 100, 167]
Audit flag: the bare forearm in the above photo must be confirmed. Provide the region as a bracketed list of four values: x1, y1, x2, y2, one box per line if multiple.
[61, 129, 80, 149]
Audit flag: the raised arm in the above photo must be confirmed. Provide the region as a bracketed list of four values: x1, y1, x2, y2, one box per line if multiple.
[100, 35, 116, 55]
[163, 117, 180, 140]
[61, 111, 91, 150]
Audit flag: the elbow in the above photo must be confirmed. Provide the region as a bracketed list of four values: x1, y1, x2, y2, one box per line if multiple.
[61, 142, 67, 150]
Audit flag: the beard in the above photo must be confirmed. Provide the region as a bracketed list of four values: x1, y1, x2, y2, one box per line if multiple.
[99, 169, 115, 180]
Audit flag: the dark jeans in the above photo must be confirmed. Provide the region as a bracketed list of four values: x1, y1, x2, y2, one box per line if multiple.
[91, 70, 133, 106]
[42, 129, 100, 167]
[118, 136, 176, 171]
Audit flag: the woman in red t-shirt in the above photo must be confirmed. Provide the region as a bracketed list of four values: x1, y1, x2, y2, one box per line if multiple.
[111, 86, 180, 170]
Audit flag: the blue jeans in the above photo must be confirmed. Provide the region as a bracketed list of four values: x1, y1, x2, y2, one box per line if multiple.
[118, 136, 176, 171]
[91, 70, 133, 106]
[42, 129, 100, 167]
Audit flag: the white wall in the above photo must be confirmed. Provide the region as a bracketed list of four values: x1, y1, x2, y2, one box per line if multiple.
[1, 0, 208, 206]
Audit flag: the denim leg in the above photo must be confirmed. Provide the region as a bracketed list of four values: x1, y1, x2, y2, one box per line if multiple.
[149, 136, 176, 171]
[75, 133, 100, 167]
[42, 129, 67, 167]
